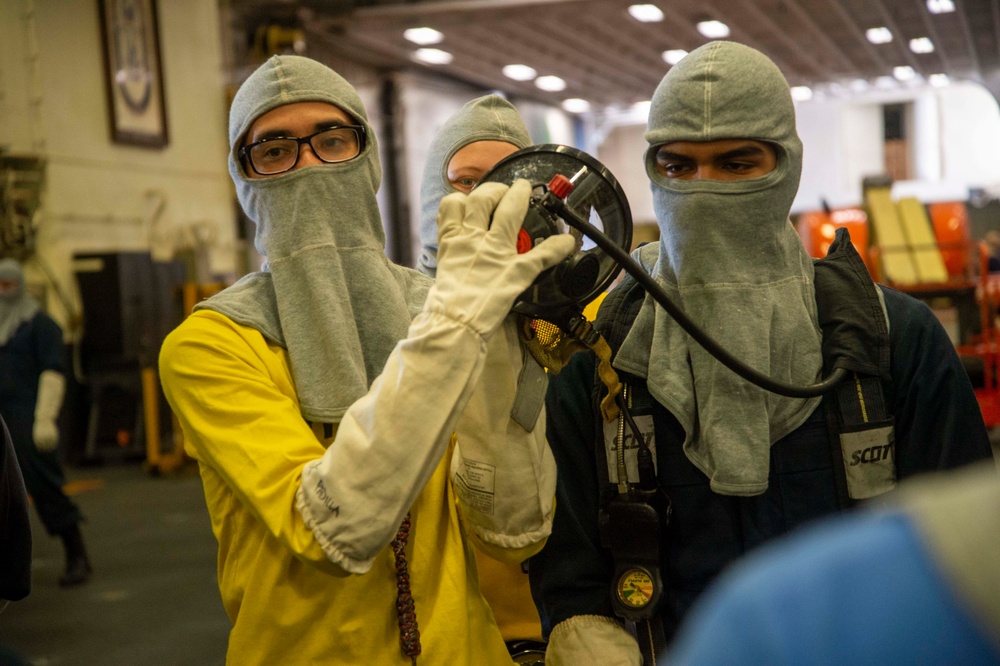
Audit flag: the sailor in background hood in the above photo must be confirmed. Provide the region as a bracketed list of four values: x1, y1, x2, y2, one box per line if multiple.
[0, 259, 39, 347]
[417, 95, 532, 277]
[413, 94, 548, 654]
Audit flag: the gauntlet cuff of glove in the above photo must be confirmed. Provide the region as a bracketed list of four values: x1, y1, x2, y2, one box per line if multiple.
[547, 615, 642, 666]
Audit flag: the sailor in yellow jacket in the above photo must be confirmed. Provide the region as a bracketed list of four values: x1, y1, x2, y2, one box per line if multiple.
[159, 55, 574, 665]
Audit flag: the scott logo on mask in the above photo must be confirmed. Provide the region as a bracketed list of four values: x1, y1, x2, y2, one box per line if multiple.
[849, 442, 893, 466]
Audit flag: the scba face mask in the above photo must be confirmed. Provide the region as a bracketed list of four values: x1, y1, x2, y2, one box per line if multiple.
[480, 145, 633, 324]
[476, 138, 838, 429]
[478, 144, 634, 419]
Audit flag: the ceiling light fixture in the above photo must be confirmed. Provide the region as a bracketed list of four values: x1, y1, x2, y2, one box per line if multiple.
[875, 76, 898, 89]
[929, 73, 950, 87]
[850, 79, 870, 92]
[412, 48, 453, 65]
[909, 37, 934, 53]
[502, 64, 537, 81]
[926, 0, 955, 13]
[697, 20, 730, 38]
[403, 27, 443, 45]
[662, 49, 688, 65]
[893, 65, 916, 81]
[631, 100, 652, 117]
[866, 27, 893, 44]
[627, 4, 664, 22]
[562, 98, 591, 113]
[790, 86, 813, 102]
[535, 75, 567, 92]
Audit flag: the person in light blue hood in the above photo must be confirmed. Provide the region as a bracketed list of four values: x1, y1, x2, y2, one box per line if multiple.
[531, 41, 992, 665]
[158, 55, 575, 664]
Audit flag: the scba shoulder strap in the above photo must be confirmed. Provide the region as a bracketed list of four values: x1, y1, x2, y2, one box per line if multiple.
[592, 377, 671, 663]
[595, 229, 898, 507]
[592, 271, 671, 662]
[813, 227, 896, 504]
[590, 230, 896, 656]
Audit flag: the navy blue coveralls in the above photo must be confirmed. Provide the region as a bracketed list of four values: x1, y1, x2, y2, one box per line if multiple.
[530, 276, 994, 642]
[0, 312, 82, 537]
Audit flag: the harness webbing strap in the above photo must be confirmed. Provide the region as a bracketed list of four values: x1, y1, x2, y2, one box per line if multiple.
[836, 373, 889, 425]
[637, 615, 669, 666]
[593, 334, 622, 422]
[824, 397, 855, 509]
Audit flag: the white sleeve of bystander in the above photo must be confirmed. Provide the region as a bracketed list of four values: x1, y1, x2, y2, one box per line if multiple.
[33, 370, 65, 452]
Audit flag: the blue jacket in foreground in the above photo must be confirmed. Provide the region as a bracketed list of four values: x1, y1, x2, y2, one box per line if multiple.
[665, 508, 998, 665]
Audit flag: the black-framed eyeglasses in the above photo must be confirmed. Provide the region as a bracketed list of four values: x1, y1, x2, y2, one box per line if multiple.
[239, 125, 367, 176]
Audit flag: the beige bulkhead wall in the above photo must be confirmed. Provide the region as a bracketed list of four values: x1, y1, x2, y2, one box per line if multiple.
[0, 0, 237, 332]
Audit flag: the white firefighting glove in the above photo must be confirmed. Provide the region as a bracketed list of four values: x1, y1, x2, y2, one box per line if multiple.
[297, 180, 575, 574]
[423, 179, 577, 340]
[33, 370, 65, 452]
[546, 615, 642, 666]
[452, 315, 555, 550]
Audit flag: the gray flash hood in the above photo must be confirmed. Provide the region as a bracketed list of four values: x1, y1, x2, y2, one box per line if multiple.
[197, 55, 431, 424]
[615, 41, 823, 496]
[0, 259, 39, 347]
[416, 94, 531, 277]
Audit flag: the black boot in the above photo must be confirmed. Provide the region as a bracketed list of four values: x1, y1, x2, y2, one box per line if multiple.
[58, 524, 92, 587]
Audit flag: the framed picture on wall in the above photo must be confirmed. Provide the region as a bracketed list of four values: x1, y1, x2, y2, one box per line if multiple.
[98, 0, 169, 148]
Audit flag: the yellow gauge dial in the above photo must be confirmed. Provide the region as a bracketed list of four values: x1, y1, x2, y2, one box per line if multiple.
[616, 568, 654, 608]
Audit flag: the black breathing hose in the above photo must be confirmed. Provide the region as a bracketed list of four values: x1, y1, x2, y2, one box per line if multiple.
[542, 193, 845, 399]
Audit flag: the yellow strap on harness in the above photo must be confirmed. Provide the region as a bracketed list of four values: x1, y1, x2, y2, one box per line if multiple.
[592, 335, 622, 422]
[519, 315, 622, 422]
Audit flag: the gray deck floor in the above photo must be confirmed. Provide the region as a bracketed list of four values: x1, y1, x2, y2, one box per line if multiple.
[0, 462, 230, 665]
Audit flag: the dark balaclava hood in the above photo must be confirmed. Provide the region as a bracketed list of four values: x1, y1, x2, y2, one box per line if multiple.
[0, 259, 38, 346]
[416, 94, 531, 277]
[615, 41, 822, 496]
[197, 55, 431, 424]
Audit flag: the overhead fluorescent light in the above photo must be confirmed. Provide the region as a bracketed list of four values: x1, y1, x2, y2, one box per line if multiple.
[562, 98, 591, 113]
[850, 78, 870, 92]
[535, 75, 567, 92]
[893, 65, 916, 81]
[790, 86, 813, 101]
[662, 49, 688, 65]
[628, 4, 664, 22]
[875, 75, 898, 89]
[412, 48, 453, 65]
[697, 20, 730, 39]
[929, 73, 950, 87]
[909, 37, 934, 53]
[502, 64, 537, 81]
[631, 100, 652, 117]
[403, 27, 443, 45]
[926, 0, 955, 13]
[866, 27, 893, 44]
